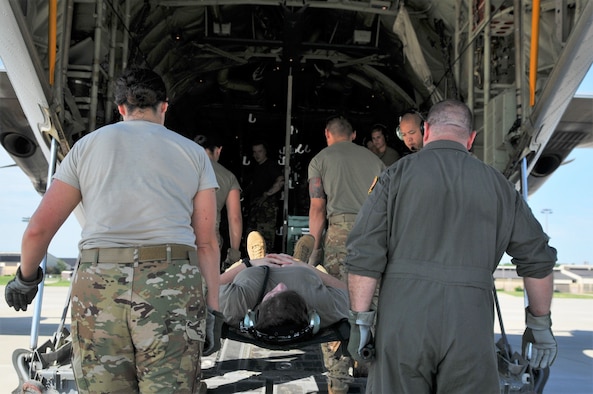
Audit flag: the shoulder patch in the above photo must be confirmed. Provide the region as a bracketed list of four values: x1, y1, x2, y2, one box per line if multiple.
[368, 176, 378, 195]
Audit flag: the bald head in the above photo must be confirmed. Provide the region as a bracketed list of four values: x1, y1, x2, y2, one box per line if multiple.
[426, 99, 473, 136]
[425, 99, 476, 149]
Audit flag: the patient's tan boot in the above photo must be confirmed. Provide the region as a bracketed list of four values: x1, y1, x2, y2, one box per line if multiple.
[247, 231, 266, 259]
[293, 234, 314, 262]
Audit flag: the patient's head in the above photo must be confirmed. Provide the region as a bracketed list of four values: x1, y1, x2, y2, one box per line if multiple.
[254, 289, 309, 333]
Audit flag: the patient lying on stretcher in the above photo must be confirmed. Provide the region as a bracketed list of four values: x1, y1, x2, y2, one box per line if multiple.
[218, 234, 348, 341]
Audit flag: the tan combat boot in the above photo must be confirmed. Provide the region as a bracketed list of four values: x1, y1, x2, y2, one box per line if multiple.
[293, 234, 314, 262]
[246, 231, 266, 259]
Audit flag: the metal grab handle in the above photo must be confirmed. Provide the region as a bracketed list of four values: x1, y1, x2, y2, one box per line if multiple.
[29, 137, 59, 350]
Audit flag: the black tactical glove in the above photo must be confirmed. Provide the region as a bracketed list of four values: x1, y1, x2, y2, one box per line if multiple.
[347, 310, 376, 363]
[203, 308, 225, 356]
[522, 308, 557, 369]
[5, 266, 44, 312]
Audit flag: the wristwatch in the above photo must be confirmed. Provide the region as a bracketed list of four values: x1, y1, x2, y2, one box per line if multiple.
[242, 257, 252, 268]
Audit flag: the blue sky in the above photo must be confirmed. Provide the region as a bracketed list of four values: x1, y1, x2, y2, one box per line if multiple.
[0, 62, 592, 263]
[520, 69, 593, 265]
[522, 145, 593, 265]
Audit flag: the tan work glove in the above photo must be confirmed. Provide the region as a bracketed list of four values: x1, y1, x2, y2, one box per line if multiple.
[307, 248, 323, 266]
[347, 310, 376, 363]
[522, 308, 557, 369]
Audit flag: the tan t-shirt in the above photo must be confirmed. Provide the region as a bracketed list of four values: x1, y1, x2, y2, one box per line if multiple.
[54, 120, 218, 249]
[211, 159, 241, 230]
[308, 141, 385, 217]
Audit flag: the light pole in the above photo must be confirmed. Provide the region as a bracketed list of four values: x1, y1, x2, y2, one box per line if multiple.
[541, 208, 553, 235]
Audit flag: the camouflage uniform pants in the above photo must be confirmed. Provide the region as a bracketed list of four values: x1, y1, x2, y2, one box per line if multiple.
[321, 219, 355, 388]
[322, 220, 355, 281]
[246, 197, 278, 251]
[71, 249, 207, 394]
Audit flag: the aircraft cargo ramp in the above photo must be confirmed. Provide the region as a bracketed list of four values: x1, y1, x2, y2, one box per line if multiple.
[201, 339, 367, 393]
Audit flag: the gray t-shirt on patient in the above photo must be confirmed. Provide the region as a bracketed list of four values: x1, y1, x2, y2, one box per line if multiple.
[220, 265, 348, 329]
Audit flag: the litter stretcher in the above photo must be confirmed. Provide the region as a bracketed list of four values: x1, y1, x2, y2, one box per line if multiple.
[11, 264, 351, 393]
[12, 271, 547, 393]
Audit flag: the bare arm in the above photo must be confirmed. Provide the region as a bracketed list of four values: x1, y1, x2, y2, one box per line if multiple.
[348, 273, 378, 312]
[274, 257, 347, 289]
[220, 254, 348, 291]
[21, 180, 81, 280]
[219, 254, 296, 285]
[254, 175, 285, 206]
[192, 188, 221, 310]
[219, 260, 247, 285]
[266, 175, 285, 196]
[225, 188, 243, 250]
[308, 177, 327, 250]
[313, 267, 346, 289]
[524, 273, 554, 316]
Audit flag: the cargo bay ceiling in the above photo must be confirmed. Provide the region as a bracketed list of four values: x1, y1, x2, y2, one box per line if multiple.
[1, 0, 591, 196]
[63, 0, 446, 139]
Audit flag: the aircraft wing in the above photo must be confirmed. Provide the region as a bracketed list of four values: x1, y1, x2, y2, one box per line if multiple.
[1, 0, 592, 199]
[526, 95, 593, 194]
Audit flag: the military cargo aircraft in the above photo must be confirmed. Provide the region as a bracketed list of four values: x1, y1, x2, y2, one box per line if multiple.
[1, 0, 592, 201]
[0, 0, 593, 268]
[0, 1, 592, 392]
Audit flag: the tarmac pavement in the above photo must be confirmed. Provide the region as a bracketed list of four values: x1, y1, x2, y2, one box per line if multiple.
[1, 286, 591, 393]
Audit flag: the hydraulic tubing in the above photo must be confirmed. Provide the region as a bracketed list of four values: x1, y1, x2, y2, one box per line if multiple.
[529, 0, 540, 106]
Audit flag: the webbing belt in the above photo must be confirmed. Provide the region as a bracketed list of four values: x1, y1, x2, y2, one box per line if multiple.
[80, 244, 195, 263]
[328, 213, 357, 225]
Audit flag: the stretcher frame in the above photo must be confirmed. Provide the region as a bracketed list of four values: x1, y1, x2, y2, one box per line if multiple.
[221, 318, 350, 351]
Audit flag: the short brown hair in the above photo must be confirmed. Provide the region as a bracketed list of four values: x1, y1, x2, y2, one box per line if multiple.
[326, 115, 353, 138]
[254, 290, 309, 333]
